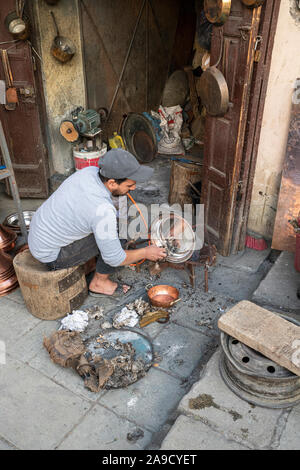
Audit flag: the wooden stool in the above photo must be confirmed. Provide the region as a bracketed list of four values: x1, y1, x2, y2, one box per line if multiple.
[13, 249, 88, 320]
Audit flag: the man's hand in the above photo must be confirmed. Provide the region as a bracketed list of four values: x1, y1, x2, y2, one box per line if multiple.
[144, 245, 167, 262]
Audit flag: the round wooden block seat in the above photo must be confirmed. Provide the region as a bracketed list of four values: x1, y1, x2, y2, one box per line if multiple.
[13, 249, 88, 320]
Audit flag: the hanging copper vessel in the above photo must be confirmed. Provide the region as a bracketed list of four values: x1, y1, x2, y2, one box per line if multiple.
[0, 249, 18, 296]
[0, 224, 17, 252]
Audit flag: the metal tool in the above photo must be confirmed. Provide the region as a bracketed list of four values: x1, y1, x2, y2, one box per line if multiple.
[139, 309, 170, 327]
[105, 0, 146, 126]
[1, 50, 18, 110]
[60, 107, 103, 143]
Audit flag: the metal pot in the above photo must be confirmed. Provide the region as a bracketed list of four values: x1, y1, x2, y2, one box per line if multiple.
[204, 0, 231, 25]
[147, 285, 179, 308]
[4, 10, 29, 40]
[3, 210, 35, 234]
[50, 11, 76, 63]
[151, 212, 195, 264]
[241, 0, 265, 7]
[196, 31, 229, 116]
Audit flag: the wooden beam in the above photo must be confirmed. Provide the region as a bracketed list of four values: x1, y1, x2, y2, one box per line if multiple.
[218, 300, 300, 376]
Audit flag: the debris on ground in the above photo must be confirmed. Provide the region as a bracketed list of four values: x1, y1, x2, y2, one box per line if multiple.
[59, 305, 104, 332]
[127, 428, 145, 443]
[139, 309, 169, 327]
[113, 307, 139, 329]
[87, 305, 104, 320]
[43, 330, 86, 368]
[126, 297, 150, 316]
[43, 327, 153, 392]
[59, 310, 89, 332]
[100, 320, 113, 330]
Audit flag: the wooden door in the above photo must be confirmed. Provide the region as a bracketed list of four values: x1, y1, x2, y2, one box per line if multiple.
[0, 0, 49, 198]
[232, 0, 281, 253]
[201, 0, 261, 256]
[79, 0, 182, 139]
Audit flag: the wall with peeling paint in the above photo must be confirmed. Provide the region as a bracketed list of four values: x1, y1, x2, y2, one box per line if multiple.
[248, 0, 300, 239]
[33, 0, 86, 176]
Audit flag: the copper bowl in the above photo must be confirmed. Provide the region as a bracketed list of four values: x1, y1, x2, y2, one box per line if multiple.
[0, 224, 17, 252]
[147, 285, 179, 308]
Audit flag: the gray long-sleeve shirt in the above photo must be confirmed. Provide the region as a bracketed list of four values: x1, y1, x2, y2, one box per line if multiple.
[28, 166, 126, 266]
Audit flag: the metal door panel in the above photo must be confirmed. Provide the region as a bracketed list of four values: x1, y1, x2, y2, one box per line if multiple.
[0, 0, 49, 198]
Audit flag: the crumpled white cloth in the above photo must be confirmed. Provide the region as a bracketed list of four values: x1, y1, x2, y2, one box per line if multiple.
[59, 310, 89, 332]
[113, 307, 139, 329]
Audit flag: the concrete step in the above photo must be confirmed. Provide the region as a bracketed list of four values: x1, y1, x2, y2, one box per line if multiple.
[252, 251, 300, 314]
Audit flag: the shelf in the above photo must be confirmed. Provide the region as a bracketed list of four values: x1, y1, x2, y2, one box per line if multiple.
[0, 169, 11, 181]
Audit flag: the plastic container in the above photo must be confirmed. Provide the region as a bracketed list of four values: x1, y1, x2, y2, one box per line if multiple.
[73, 143, 107, 171]
[108, 132, 125, 149]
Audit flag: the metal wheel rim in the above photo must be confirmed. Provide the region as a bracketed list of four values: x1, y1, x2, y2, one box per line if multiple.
[219, 313, 300, 408]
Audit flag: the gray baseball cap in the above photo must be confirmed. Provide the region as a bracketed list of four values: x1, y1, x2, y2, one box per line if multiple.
[98, 149, 154, 182]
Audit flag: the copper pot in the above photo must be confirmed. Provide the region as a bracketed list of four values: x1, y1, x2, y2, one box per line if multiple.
[0, 249, 18, 296]
[0, 224, 17, 252]
[50, 11, 76, 63]
[147, 285, 179, 308]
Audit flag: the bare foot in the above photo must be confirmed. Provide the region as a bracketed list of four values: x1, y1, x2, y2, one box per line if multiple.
[89, 273, 131, 296]
[122, 284, 131, 294]
[89, 273, 118, 295]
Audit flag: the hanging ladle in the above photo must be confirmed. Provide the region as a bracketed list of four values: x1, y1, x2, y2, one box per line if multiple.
[50, 11, 76, 63]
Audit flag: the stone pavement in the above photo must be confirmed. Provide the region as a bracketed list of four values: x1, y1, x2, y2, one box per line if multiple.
[161, 251, 300, 451]
[160, 350, 300, 450]
[0, 160, 299, 450]
[0, 261, 233, 450]
[1, 237, 296, 450]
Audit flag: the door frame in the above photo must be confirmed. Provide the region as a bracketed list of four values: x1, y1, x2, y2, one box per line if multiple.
[231, 0, 282, 253]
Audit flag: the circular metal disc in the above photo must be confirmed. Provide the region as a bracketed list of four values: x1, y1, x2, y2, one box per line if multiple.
[219, 313, 300, 408]
[241, 0, 264, 7]
[60, 120, 79, 143]
[197, 66, 229, 116]
[120, 113, 157, 163]
[132, 130, 156, 163]
[204, 0, 231, 24]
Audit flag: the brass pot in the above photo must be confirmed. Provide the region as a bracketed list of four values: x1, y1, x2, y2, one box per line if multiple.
[241, 0, 265, 7]
[147, 285, 179, 308]
[204, 0, 231, 25]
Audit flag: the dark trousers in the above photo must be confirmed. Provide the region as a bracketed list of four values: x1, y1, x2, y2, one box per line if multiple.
[46, 234, 126, 275]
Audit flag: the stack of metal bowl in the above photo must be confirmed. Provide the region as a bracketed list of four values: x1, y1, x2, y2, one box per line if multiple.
[3, 210, 35, 235]
[0, 249, 18, 296]
[0, 224, 17, 252]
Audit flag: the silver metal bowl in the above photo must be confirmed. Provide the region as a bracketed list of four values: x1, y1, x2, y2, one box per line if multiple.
[151, 212, 195, 263]
[3, 211, 35, 232]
